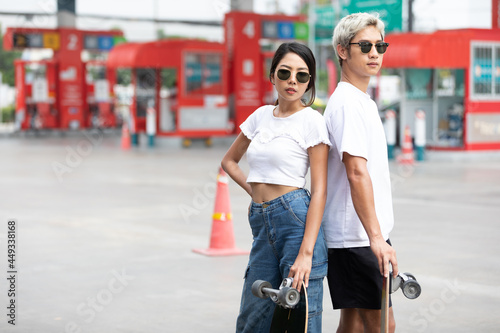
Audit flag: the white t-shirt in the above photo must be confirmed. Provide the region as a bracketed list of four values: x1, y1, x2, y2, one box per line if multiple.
[240, 105, 331, 188]
[323, 82, 394, 248]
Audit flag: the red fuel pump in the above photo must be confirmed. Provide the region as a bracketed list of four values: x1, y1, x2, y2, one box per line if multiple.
[85, 60, 118, 128]
[3, 27, 124, 131]
[14, 60, 58, 129]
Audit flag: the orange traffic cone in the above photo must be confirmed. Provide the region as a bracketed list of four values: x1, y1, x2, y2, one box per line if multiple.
[121, 122, 131, 150]
[398, 126, 414, 164]
[193, 167, 250, 256]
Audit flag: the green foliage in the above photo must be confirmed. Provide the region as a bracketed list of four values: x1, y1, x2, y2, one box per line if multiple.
[161, 68, 177, 88]
[156, 29, 186, 40]
[0, 26, 22, 86]
[317, 69, 329, 93]
[156, 28, 207, 41]
[117, 69, 132, 85]
[1, 104, 15, 123]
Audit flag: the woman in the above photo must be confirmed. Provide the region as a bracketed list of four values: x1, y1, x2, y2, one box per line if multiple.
[221, 42, 330, 333]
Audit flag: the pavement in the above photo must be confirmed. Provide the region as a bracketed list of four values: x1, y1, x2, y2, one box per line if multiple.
[0, 130, 499, 333]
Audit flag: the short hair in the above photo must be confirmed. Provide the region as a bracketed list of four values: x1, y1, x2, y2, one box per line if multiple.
[332, 12, 386, 66]
[269, 42, 316, 107]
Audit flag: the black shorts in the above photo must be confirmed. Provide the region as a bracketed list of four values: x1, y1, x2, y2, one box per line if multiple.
[327, 240, 393, 310]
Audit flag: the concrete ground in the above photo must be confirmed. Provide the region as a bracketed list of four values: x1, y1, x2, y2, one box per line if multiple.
[0, 131, 499, 333]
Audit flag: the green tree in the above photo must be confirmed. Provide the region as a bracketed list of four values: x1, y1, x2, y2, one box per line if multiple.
[0, 25, 22, 86]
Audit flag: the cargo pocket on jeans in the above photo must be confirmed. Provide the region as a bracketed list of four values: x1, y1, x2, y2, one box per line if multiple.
[287, 197, 309, 227]
[309, 261, 328, 279]
[243, 265, 250, 279]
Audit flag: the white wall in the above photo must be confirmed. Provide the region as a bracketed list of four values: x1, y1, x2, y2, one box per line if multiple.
[0, 83, 16, 109]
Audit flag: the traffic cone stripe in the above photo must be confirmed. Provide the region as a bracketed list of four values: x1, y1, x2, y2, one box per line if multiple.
[217, 174, 229, 184]
[212, 212, 232, 221]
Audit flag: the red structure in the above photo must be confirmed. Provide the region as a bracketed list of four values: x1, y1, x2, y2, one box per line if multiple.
[13, 59, 58, 129]
[225, 11, 308, 131]
[3, 27, 123, 130]
[383, 28, 500, 150]
[85, 60, 118, 128]
[106, 12, 307, 143]
[107, 39, 228, 141]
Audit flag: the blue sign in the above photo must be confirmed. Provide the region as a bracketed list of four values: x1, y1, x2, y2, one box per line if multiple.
[277, 22, 295, 39]
[98, 36, 114, 51]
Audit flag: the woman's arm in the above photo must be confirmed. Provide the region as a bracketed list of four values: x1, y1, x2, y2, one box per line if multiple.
[288, 143, 329, 291]
[221, 133, 252, 196]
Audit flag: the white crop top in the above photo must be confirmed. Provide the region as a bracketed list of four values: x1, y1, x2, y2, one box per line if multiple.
[240, 105, 331, 188]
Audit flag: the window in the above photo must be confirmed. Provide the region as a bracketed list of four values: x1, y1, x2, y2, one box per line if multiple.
[405, 69, 433, 99]
[136, 68, 156, 118]
[184, 52, 223, 96]
[496, 47, 500, 95]
[471, 42, 500, 99]
[437, 69, 464, 97]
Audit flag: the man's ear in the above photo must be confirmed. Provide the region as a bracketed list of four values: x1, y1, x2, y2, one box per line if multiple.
[337, 43, 348, 61]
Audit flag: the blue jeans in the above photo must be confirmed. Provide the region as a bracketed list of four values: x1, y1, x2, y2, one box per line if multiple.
[236, 189, 328, 333]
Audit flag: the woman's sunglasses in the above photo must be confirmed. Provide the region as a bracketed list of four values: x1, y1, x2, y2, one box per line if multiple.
[349, 42, 389, 54]
[276, 69, 311, 84]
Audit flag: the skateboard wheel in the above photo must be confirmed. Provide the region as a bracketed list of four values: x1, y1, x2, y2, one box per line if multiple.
[252, 280, 272, 299]
[402, 280, 421, 299]
[390, 275, 403, 294]
[278, 287, 300, 308]
[404, 272, 417, 281]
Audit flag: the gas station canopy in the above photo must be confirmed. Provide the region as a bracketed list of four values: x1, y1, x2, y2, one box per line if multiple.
[382, 27, 500, 151]
[107, 39, 224, 69]
[384, 29, 500, 69]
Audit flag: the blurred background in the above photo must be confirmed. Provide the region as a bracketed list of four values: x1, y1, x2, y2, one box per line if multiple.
[0, 0, 498, 152]
[1, 2, 500, 332]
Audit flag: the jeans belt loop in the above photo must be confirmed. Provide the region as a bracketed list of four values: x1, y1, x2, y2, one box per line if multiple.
[280, 196, 289, 210]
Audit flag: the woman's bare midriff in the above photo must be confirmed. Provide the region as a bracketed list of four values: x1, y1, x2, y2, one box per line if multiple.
[250, 183, 300, 203]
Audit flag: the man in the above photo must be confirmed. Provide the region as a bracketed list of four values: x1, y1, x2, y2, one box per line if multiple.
[323, 12, 399, 333]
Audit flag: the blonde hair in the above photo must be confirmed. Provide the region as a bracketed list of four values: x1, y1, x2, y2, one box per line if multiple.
[332, 12, 385, 66]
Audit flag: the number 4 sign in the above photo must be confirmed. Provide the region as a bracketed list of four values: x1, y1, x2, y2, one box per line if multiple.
[243, 20, 255, 39]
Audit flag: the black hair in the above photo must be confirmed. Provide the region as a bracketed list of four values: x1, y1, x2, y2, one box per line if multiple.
[269, 42, 316, 107]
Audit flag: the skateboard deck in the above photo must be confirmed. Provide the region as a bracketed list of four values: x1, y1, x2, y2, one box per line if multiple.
[380, 274, 390, 333]
[381, 272, 422, 333]
[270, 280, 308, 333]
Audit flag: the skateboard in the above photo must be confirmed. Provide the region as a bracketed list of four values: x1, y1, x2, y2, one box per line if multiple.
[252, 277, 308, 333]
[381, 272, 421, 333]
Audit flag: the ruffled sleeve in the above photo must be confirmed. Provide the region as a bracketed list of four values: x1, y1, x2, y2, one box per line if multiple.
[239, 106, 267, 140]
[303, 108, 331, 149]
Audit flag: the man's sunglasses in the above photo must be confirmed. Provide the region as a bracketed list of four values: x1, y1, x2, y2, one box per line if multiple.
[276, 69, 311, 84]
[349, 42, 389, 54]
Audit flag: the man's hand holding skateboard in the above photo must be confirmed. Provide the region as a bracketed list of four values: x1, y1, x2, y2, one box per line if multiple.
[370, 235, 399, 278]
